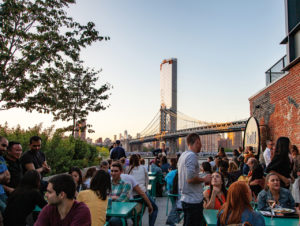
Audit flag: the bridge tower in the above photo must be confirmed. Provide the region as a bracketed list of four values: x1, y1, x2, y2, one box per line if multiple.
[160, 58, 177, 154]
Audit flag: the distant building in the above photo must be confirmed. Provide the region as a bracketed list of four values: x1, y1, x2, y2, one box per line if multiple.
[218, 138, 232, 150]
[160, 58, 177, 133]
[95, 137, 103, 145]
[74, 120, 86, 141]
[103, 138, 112, 147]
[86, 137, 93, 144]
[113, 135, 117, 142]
[200, 134, 221, 152]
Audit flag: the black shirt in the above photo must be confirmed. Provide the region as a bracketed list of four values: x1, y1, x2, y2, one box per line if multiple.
[3, 189, 47, 226]
[4, 157, 23, 189]
[110, 146, 126, 160]
[20, 150, 46, 174]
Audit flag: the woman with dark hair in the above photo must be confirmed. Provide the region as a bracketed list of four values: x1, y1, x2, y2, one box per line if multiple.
[232, 149, 240, 167]
[169, 158, 177, 171]
[84, 167, 97, 188]
[266, 137, 292, 188]
[69, 166, 87, 196]
[77, 170, 111, 226]
[160, 156, 170, 174]
[127, 154, 148, 194]
[217, 147, 227, 158]
[257, 173, 295, 211]
[203, 172, 227, 210]
[4, 170, 47, 226]
[217, 181, 265, 226]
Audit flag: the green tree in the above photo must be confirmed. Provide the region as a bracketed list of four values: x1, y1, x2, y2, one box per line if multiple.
[46, 62, 111, 136]
[0, 0, 109, 113]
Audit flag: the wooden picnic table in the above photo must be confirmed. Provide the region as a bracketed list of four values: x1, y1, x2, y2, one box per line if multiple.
[106, 202, 138, 226]
[203, 209, 299, 226]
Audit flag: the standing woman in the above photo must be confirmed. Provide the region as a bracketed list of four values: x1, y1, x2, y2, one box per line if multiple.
[77, 170, 111, 226]
[69, 166, 87, 197]
[266, 137, 292, 189]
[203, 172, 227, 210]
[217, 181, 265, 226]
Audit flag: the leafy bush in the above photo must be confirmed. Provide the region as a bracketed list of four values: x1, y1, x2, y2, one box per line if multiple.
[0, 123, 103, 175]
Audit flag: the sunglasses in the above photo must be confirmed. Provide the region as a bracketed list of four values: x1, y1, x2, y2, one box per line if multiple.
[1, 144, 7, 148]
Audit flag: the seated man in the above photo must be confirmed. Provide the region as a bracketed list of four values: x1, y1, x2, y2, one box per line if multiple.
[0, 136, 10, 214]
[4, 141, 23, 194]
[109, 162, 131, 226]
[35, 174, 91, 226]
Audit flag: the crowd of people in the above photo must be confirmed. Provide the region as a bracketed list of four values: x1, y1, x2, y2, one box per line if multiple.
[0, 133, 299, 226]
[175, 133, 300, 226]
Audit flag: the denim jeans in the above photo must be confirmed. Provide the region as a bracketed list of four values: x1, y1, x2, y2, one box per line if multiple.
[182, 201, 204, 226]
[147, 193, 158, 226]
[0, 193, 7, 214]
[108, 217, 124, 226]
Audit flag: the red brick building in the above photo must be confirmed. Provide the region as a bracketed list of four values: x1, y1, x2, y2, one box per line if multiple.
[249, 0, 300, 149]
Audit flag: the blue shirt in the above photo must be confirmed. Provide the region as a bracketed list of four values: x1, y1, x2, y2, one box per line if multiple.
[257, 187, 295, 211]
[0, 156, 8, 194]
[218, 208, 265, 226]
[165, 169, 177, 192]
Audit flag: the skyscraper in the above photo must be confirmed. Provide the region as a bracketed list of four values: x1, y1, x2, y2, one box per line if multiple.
[160, 58, 177, 132]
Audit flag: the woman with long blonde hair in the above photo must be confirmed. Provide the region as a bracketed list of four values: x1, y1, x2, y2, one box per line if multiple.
[217, 181, 265, 226]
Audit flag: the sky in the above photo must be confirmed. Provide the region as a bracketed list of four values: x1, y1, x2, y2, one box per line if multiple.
[0, 0, 287, 141]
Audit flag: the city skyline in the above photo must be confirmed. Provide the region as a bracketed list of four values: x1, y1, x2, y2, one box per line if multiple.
[0, 0, 286, 141]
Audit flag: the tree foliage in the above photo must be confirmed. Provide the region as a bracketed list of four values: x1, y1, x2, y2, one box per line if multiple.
[0, 0, 110, 125]
[0, 123, 103, 175]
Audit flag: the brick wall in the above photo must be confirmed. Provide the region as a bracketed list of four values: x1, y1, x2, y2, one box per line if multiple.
[249, 62, 300, 149]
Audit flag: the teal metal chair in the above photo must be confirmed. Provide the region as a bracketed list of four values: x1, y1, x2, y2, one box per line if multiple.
[166, 193, 180, 216]
[130, 196, 145, 226]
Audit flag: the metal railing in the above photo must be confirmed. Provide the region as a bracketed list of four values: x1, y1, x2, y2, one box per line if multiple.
[265, 55, 288, 86]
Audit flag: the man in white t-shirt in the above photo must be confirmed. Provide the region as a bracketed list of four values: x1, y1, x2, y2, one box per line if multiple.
[263, 140, 273, 167]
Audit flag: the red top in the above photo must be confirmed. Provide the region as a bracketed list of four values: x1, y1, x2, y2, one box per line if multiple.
[35, 200, 91, 226]
[207, 189, 226, 210]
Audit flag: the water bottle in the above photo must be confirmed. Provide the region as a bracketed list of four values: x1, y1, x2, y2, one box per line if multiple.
[108, 198, 112, 209]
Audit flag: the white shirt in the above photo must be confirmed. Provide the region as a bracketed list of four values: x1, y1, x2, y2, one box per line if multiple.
[128, 166, 149, 194]
[121, 174, 138, 199]
[178, 150, 203, 204]
[263, 147, 271, 166]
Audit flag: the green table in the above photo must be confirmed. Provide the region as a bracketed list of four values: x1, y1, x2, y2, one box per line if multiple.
[203, 209, 299, 226]
[148, 176, 157, 200]
[106, 202, 137, 226]
[148, 172, 157, 176]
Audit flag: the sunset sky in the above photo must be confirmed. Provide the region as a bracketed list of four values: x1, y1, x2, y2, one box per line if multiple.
[0, 0, 286, 141]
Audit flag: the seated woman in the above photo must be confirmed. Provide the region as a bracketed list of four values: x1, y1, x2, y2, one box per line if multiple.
[3, 170, 47, 226]
[77, 170, 111, 226]
[200, 162, 212, 187]
[84, 167, 97, 188]
[203, 172, 227, 210]
[69, 166, 87, 197]
[257, 173, 295, 211]
[217, 181, 265, 226]
[160, 156, 170, 174]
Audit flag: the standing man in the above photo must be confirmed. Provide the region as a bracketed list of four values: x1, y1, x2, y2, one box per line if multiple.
[178, 133, 211, 226]
[0, 136, 10, 214]
[4, 141, 23, 194]
[110, 140, 126, 160]
[35, 174, 91, 226]
[263, 140, 273, 167]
